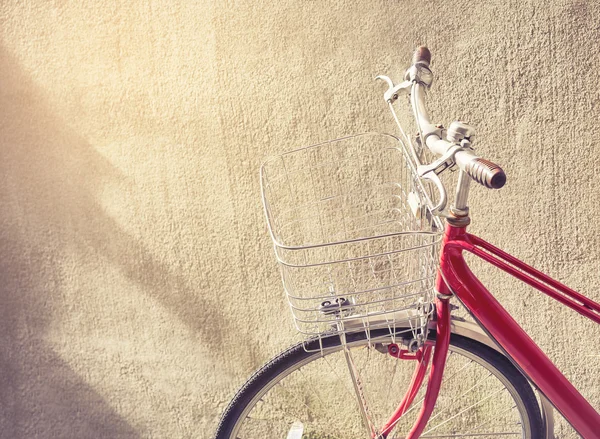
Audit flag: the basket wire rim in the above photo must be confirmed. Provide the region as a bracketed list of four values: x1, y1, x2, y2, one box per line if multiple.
[260, 132, 444, 252]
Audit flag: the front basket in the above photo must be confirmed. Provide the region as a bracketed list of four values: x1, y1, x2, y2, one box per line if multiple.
[261, 133, 443, 336]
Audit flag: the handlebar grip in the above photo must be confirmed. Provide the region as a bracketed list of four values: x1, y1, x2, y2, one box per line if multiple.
[412, 46, 431, 67]
[464, 158, 507, 189]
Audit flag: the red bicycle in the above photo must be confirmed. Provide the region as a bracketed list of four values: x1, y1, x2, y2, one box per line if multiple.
[214, 47, 600, 439]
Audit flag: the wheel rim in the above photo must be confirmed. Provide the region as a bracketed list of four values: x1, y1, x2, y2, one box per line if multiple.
[227, 335, 534, 439]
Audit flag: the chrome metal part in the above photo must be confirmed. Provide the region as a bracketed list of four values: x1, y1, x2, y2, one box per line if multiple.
[540, 394, 556, 439]
[407, 338, 420, 352]
[404, 55, 506, 198]
[452, 170, 472, 214]
[436, 291, 454, 299]
[411, 83, 444, 149]
[379, 47, 507, 226]
[415, 143, 473, 215]
[417, 143, 463, 176]
[375, 75, 412, 103]
[445, 214, 471, 227]
[404, 64, 433, 87]
[419, 171, 447, 214]
[447, 121, 476, 143]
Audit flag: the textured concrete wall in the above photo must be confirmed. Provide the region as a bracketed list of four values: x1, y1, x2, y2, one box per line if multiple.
[1, 1, 598, 438]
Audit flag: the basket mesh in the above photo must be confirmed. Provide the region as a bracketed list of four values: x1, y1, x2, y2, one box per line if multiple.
[261, 133, 443, 336]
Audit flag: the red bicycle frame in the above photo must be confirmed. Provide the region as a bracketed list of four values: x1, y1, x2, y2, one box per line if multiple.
[382, 222, 600, 438]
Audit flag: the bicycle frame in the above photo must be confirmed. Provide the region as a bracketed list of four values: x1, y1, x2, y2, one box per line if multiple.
[373, 46, 600, 438]
[384, 222, 600, 438]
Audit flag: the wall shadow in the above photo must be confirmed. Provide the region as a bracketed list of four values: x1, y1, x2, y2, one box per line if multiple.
[0, 43, 235, 436]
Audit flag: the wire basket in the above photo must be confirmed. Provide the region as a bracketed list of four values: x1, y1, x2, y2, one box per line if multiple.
[261, 133, 444, 337]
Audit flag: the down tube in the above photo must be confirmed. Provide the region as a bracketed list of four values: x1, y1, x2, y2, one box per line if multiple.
[440, 241, 600, 438]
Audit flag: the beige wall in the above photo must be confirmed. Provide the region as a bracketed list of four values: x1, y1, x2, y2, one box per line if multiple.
[1, 1, 599, 437]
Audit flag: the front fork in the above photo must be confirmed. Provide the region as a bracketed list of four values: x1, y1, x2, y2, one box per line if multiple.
[380, 285, 452, 438]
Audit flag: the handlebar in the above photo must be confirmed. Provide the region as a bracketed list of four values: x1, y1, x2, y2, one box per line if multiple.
[409, 46, 507, 190]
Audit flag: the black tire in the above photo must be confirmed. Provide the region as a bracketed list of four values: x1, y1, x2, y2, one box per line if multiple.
[214, 330, 544, 439]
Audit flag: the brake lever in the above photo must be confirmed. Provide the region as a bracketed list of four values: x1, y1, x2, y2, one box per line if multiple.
[375, 75, 412, 103]
[416, 144, 464, 215]
[417, 170, 447, 214]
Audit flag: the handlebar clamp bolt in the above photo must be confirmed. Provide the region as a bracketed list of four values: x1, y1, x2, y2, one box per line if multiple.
[447, 121, 475, 144]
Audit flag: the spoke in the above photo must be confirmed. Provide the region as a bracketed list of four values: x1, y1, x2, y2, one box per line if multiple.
[382, 353, 494, 436]
[385, 348, 400, 403]
[391, 432, 521, 438]
[422, 387, 507, 435]
[268, 382, 316, 421]
[389, 380, 427, 420]
[296, 367, 329, 409]
[322, 354, 359, 401]
[241, 417, 345, 439]
[231, 341, 533, 439]
[443, 356, 476, 382]
[466, 404, 517, 433]
[425, 372, 493, 425]
[356, 344, 372, 376]
[421, 433, 521, 437]
[395, 355, 475, 420]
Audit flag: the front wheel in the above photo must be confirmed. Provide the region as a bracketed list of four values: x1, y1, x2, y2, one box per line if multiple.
[215, 330, 544, 438]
